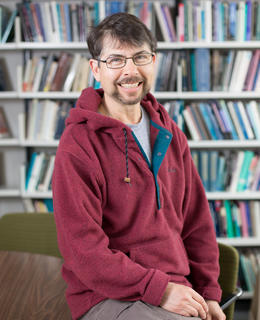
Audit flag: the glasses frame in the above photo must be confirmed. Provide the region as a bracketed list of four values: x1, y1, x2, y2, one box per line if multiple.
[95, 52, 155, 69]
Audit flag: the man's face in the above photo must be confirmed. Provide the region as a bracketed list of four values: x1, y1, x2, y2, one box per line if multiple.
[90, 37, 156, 106]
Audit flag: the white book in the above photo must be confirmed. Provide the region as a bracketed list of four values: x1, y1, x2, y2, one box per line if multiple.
[50, 1, 60, 42]
[38, 155, 55, 192]
[27, 152, 45, 192]
[40, 3, 52, 42]
[27, 99, 38, 140]
[250, 201, 260, 237]
[246, 101, 260, 139]
[237, 101, 255, 140]
[23, 58, 32, 92]
[236, 1, 245, 41]
[229, 151, 245, 192]
[183, 108, 200, 141]
[187, 1, 193, 41]
[229, 51, 252, 91]
[23, 198, 35, 213]
[32, 58, 45, 92]
[227, 101, 245, 139]
[98, 0, 106, 22]
[38, 100, 58, 140]
[204, 0, 212, 42]
[153, 2, 170, 42]
[63, 53, 81, 92]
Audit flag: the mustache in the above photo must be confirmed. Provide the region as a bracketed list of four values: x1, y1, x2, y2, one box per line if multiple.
[117, 76, 144, 85]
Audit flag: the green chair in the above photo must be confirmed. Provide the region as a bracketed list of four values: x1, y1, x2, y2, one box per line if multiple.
[0, 213, 240, 319]
[218, 242, 241, 320]
[0, 212, 61, 258]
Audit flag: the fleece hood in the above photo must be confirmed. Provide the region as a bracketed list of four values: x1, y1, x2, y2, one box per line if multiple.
[66, 87, 171, 132]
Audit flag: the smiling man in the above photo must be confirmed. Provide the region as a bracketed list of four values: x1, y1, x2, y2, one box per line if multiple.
[52, 13, 225, 320]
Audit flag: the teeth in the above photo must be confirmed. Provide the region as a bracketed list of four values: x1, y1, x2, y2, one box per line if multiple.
[120, 83, 139, 88]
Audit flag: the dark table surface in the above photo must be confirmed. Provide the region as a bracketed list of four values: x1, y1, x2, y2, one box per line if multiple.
[0, 250, 71, 320]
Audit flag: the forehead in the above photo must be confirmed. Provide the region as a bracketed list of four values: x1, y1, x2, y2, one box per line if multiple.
[100, 36, 151, 57]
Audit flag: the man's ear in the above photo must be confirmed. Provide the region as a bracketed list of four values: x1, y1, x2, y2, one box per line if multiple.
[89, 59, 101, 82]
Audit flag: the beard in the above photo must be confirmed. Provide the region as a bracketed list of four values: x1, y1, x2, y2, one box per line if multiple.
[112, 76, 150, 105]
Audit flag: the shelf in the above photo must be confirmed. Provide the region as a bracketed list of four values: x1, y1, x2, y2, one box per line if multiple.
[0, 43, 17, 50]
[0, 92, 19, 99]
[206, 191, 260, 200]
[0, 139, 20, 147]
[18, 91, 260, 100]
[0, 189, 20, 197]
[17, 41, 88, 50]
[3, 41, 260, 50]
[154, 91, 260, 100]
[20, 140, 59, 147]
[218, 237, 260, 247]
[19, 92, 80, 99]
[21, 191, 52, 199]
[188, 140, 260, 149]
[157, 41, 260, 49]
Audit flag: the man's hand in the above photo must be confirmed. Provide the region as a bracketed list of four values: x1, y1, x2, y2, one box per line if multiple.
[206, 300, 226, 320]
[160, 282, 209, 319]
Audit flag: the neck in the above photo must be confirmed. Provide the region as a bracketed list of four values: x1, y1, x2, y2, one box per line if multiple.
[98, 96, 142, 125]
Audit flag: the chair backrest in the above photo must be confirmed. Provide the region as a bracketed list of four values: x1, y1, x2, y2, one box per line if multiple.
[218, 242, 240, 320]
[0, 212, 61, 258]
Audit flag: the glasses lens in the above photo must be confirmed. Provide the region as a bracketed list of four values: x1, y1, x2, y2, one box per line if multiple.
[134, 53, 152, 65]
[106, 56, 125, 69]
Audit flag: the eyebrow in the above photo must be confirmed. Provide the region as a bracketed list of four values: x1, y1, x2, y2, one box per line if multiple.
[106, 50, 150, 58]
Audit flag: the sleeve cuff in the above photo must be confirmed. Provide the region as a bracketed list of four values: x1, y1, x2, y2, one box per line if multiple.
[142, 269, 170, 306]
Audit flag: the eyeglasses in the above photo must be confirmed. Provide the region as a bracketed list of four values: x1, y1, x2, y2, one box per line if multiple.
[96, 52, 155, 69]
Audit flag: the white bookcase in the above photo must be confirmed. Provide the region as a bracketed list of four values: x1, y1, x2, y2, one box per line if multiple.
[0, 0, 259, 303]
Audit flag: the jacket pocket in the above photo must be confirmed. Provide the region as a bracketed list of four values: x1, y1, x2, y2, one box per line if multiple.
[129, 235, 190, 276]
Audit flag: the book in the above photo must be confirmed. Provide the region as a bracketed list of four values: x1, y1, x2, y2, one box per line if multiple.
[194, 48, 210, 91]
[1, 8, 17, 43]
[236, 151, 254, 191]
[0, 107, 12, 138]
[154, 2, 171, 42]
[229, 50, 252, 91]
[0, 58, 12, 91]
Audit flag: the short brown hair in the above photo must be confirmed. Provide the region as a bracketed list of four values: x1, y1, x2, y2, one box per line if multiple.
[87, 12, 157, 59]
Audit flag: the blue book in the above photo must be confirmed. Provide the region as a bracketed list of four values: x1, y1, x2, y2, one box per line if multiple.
[56, 3, 63, 41]
[34, 3, 46, 42]
[64, 3, 72, 42]
[194, 49, 210, 91]
[219, 100, 239, 140]
[245, 201, 253, 236]
[205, 103, 223, 139]
[44, 199, 53, 212]
[233, 102, 249, 139]
[198, 103, 218, 140]
[25, 152, 38, 190]
[252, 63, 260, 90]
[229, 2, 237, 40]
[246, 1, 252, 40]
[215, 154, 226, 191]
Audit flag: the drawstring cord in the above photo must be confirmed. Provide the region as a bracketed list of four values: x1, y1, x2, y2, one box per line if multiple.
[123, 128, 131, 183]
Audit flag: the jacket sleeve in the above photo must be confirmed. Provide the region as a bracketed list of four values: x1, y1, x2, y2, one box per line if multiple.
[180, 137, 222, 302]
[52, 149, 170, 306]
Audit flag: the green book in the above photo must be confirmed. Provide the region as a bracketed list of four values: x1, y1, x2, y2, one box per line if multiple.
[1, 9, 17, 43]
[236, 151, 254, 191]
[257, 3, 260, 40]
[224, 200, 234, 238]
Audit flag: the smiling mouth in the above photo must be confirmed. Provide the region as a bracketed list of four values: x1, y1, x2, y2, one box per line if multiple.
[118, 82, 142, 88]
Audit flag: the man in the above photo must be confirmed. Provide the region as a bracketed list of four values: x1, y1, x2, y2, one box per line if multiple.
[53, 12, 225, 320]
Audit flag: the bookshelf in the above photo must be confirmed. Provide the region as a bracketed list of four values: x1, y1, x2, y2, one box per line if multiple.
[0, 0, 259, 307]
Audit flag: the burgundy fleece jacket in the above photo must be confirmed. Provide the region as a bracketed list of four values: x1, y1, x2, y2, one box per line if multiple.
[52, 87, 222, 320]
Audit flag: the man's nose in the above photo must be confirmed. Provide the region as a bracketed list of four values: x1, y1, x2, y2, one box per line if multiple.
[122, 58, 139, 73]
